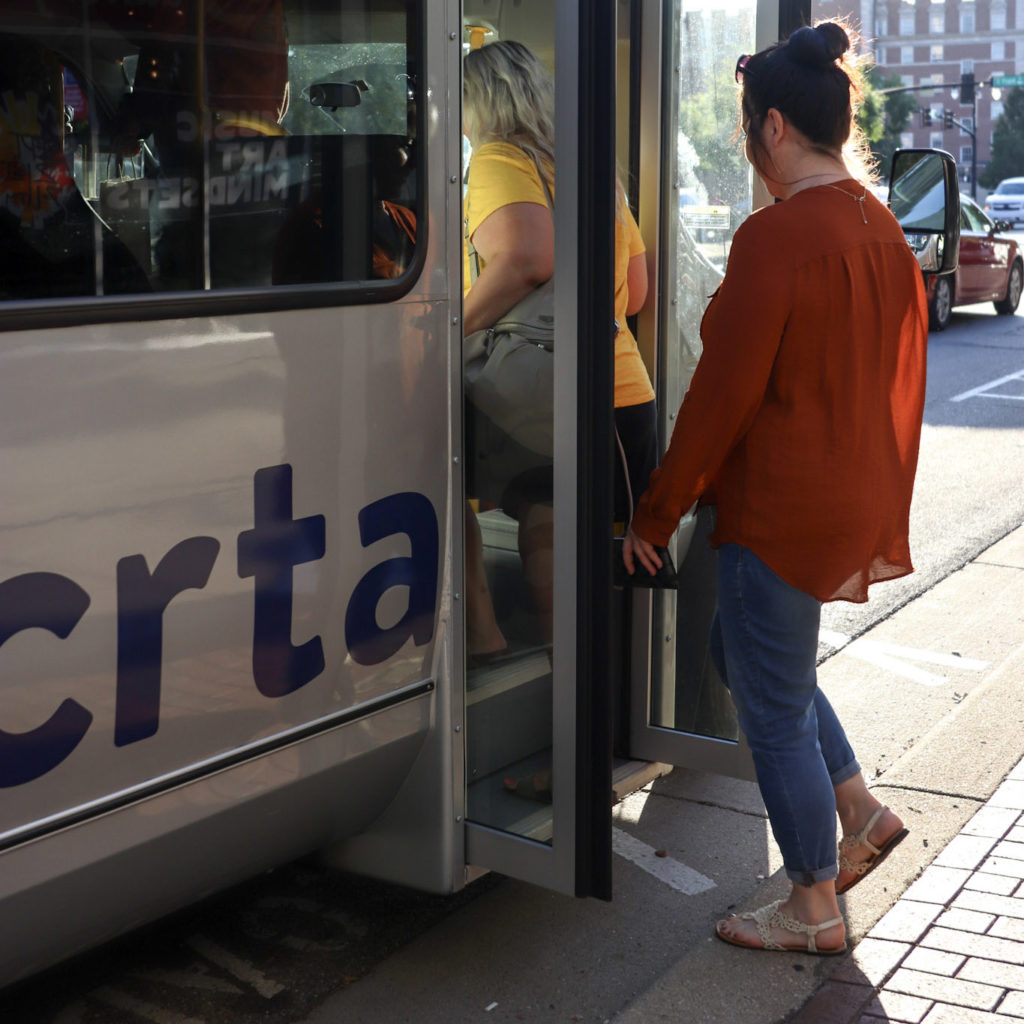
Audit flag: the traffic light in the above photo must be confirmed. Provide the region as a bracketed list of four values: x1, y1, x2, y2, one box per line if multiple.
[920, 108, 932, 126]
[961, 72, 975, 104]
[944, 109, 954, 129]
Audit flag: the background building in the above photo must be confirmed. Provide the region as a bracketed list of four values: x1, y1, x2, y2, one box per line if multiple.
[815, 0, 1023, 194]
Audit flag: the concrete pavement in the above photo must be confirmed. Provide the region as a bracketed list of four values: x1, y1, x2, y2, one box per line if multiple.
[302, 524, 1024, 1024]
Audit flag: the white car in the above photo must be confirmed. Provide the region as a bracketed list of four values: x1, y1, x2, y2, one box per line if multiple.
[983, 177, 1024, 227]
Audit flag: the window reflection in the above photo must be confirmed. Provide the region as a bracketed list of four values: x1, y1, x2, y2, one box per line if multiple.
[0, 0, 421, 301]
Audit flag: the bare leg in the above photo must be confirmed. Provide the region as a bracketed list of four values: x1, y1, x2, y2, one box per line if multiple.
[834, 774, 905, 890]
[464, 502, 506, 656]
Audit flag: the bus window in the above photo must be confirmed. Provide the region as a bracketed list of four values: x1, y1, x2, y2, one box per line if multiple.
[0, 0, 422, 300]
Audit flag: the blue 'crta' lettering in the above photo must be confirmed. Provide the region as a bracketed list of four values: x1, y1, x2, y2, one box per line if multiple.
[115, 537, 220, 746]
[0, 573, 92, 787]
[237, 464, 326, 696]
[345, 492, 438, 665]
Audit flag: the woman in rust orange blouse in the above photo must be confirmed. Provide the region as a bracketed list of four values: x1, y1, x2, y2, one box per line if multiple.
[623, 23, 927, 954]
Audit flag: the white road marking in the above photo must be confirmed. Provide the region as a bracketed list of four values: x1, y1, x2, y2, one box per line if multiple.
[186, 935, 285, 999]
[951, 368, 1024, 403]
[94, 987, 206, 1024]
[130, 968, 243, 995]
[819, 631, 988, 686]
[612, 827, 717, 894]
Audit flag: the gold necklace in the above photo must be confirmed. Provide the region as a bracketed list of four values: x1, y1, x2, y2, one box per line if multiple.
[821, 182, 868, 224]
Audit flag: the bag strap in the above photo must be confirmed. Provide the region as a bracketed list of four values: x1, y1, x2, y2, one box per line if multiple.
[465, 148, 553, 285]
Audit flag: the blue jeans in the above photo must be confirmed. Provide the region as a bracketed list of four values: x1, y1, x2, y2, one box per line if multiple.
[710, 544, 861, 886]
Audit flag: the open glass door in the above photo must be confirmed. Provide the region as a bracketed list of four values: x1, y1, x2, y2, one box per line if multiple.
[627, 0, 787, 779]
[460, 0, 615, 897]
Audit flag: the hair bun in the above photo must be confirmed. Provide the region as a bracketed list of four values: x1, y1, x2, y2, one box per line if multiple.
[787, 22, 849, 67]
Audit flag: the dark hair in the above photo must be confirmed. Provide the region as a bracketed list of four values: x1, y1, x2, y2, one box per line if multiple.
[742, 22, 856, 160]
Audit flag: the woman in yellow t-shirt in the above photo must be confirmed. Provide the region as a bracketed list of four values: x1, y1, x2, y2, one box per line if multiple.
[612, 193, 656, 527]
[462, 40, 658, 662]
[462, 40, 557, 659]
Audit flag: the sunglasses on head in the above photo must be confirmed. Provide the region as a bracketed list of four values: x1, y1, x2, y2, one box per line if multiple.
[734, 54, 751, 83]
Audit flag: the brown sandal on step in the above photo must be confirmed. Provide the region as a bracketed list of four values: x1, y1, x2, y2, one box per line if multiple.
[504, 770, 552, 801]
[715, 900, 847, 955]
[836, 806, 909, 894]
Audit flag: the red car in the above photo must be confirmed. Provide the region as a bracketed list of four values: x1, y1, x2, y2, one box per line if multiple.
[926, 193, 1023, 330]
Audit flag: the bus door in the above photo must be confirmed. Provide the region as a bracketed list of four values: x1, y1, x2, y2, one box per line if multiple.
[624, 0, 788, 780]
[458, 0, 618, 899]
[457, 0, 806, 898]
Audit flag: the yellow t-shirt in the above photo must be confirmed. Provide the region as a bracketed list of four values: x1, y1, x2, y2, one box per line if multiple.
[614, 206, 655, 408]
[463, 141, 551, 296]
[462, 141, 653, 407]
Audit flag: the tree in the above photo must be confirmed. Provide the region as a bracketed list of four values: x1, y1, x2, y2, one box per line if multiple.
[980, 87, 1024, 188]
[677, 55, 749, 207]
[859, 68, 917, 177]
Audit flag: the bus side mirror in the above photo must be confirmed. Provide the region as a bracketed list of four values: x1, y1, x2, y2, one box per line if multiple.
[888, 149, 960, 275]
[309, 80, 368, 110]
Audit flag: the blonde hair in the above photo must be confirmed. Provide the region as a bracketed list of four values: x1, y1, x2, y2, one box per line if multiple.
[463, 41, 555, 184]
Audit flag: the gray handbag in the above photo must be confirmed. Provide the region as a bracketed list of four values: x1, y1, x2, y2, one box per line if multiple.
[464, 153, 555, 458]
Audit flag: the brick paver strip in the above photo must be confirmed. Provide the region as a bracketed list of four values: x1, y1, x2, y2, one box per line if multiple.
[954, 888, 1024, 919]
[964, 806, 1021, 838]
[959, 955, 1024, 989]
[966, 872, 1020, 896]
[921, 925, 1024, 964]
[991, 916, 1024, 941]
[885, 967, 1003, 1009]
[1009, 826, 1024, 844]
[832, 938, 912, 986]
[935, 835, 1000, 870]
[958, 954, 1024, 987]
[860, 988, 932, 1023]
[980, 856, 1024, 880]
[920, 1006, 1016, 1023]
[871, 901, 943, 942]
[902, 947, 965, 976]
[935, 908, 996, 933]
[901, 866, 972, 905]
[990, 781, 1024, 810]
[787, 979, 873, 1024]
[998, 989, 1024, 1018]
[996, 840, 1024, 861]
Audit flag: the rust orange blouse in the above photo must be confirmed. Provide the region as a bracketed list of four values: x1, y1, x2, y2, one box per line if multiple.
[631, 182, 929, 603]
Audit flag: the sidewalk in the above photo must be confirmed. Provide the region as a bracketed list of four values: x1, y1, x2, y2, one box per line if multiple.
[791, 761, 1024, 1024]
[612, 525, 1024, 1024]
[304, 526, 1024, 1024]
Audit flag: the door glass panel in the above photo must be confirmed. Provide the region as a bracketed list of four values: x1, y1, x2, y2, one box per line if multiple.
[461, 9, 556, 841]
[649, 0, 756, 742]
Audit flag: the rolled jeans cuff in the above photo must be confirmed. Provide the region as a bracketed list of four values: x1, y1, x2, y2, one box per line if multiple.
[830, 758, 861, 788]
[787, 863, 839, 886]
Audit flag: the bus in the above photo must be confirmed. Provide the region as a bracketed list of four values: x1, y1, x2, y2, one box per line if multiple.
[0, 0, 956, 988]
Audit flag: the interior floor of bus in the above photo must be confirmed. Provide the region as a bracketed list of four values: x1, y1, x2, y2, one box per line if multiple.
[465, 507, 670, 839]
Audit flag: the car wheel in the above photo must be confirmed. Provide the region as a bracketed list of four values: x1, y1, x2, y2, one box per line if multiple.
[995, 260, 1023, 316]
[929, 274, 953, 332]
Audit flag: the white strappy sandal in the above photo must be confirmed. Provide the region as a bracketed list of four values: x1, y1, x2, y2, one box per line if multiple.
[715, 899, 847, 955]
[837, 805, 909, 894]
